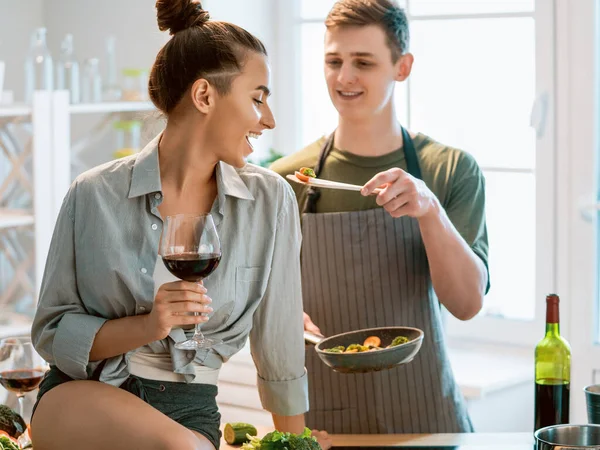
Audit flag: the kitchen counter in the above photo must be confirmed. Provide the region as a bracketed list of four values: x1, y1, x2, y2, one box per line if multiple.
[220, 426, 534, 449]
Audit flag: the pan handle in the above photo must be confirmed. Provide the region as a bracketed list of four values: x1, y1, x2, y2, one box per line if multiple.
[304, 331, 324, 345]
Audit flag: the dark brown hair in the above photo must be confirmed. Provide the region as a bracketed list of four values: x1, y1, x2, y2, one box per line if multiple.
[325, 0, 409, 62]
[149, 0, 267, 114]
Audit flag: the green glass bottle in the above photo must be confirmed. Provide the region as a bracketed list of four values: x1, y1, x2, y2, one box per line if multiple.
[534, 294, 571, 431]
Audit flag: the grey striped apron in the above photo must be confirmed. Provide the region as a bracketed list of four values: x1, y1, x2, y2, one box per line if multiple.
[302, 128, 473, 433]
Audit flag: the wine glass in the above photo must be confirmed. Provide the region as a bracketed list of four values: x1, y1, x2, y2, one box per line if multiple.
[161, 213, 222, 349]
[0, 336, 49, 419]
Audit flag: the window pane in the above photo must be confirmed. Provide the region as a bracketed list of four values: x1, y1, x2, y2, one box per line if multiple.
[300, 0, 337, 20]
[482, 171, 535, 320]
[408, 18, 536, 169]
[300, 23, 338, 146]
[409, 0, 534, 16]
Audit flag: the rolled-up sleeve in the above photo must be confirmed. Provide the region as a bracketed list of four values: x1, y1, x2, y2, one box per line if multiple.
[250, 183, 308, 416]
[31, 182, 108, 380]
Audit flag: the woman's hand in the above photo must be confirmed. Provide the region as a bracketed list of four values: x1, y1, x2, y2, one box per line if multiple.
[361, 168, 439, 219]
[144, 281, 213, 341]
[312, 430, 332, 450]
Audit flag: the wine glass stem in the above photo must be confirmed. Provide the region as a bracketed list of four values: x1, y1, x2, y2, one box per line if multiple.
[192, 281, 206, 342]
[16, 394, 25, 419]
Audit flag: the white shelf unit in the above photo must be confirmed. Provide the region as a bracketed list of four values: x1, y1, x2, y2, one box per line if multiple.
[0, 91, 156, 322]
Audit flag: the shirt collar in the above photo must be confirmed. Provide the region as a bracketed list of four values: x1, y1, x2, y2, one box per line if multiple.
[128, 133, 255, 203]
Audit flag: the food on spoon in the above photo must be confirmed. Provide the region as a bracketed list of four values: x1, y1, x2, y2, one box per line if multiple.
[294, 167, 316, 183]
[323, 335, 410, 353]
[241, 427, 321, 450]
[224, 422, 258, 445]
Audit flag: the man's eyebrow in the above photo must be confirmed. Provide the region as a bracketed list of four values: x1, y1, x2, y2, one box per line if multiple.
[325, 51, 376, 57]
[256, 85, 271, 96]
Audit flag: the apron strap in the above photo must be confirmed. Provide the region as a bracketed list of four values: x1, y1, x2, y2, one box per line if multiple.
[302, 127, 422, 214]
[402, 126, 422, 180]
[303, 133, 335, 214]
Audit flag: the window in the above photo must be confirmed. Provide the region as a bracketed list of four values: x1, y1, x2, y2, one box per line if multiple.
[292, 0, 554, 345]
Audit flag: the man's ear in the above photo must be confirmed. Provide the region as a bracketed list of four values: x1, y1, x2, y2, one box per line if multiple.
[395, 52, 414, 82]
[190, 78, 215, 113]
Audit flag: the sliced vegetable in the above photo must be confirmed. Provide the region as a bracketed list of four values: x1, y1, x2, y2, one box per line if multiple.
[295, 167, 316, 183]
[363, 336, 381, 348]
[224, 422, 258, 445]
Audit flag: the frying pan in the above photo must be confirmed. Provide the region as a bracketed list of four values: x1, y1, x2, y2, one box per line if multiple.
[304, 326, 424, 374]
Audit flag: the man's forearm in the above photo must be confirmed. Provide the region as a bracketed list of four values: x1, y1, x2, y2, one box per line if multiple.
[418, 200, 487, 320]
[272, 413, 306, 434]
[89, 314, 153, 361]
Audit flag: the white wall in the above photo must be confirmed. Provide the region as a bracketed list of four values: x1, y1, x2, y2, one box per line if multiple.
[0, 0, 44, 102]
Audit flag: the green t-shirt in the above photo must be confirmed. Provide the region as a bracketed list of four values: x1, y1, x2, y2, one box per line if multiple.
[270, 133, 490, 282]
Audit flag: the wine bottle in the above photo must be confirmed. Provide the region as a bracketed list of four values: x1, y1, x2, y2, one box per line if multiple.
[534, 293, 571, 431]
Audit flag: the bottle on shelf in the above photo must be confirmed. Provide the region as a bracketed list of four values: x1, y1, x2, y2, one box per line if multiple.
[81, 58, 102, 103]
[24, 27, 54, 104]
[56, 34, 80, 104]
[534, 293, 571, 431]
[103, 35, 122, 102]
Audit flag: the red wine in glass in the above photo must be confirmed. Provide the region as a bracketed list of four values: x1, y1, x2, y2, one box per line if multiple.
[0, 337, 49, 419]
[0, 369, 46, 393]
[161, 213, 222, 350]
[162, 253, 221, 282]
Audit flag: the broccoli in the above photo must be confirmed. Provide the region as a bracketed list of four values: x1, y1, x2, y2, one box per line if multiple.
[390, 336, 410, 347]
[346, 344, 369, 352]
[0, 405, 25, 439]
[242, 428, 321, 450]
[299, 167, 316, 178]
[323, 346, 345, 353]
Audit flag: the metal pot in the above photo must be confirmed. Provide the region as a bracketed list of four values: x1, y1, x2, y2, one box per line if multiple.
[535, 424, 600, 449]
[304, 326, 424, 374]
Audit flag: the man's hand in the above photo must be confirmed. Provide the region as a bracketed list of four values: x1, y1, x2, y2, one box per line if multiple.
[362, 168, 438, 219]
[303, 312, 323, 336]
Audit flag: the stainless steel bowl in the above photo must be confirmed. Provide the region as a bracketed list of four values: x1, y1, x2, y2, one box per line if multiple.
[536, 424, 600, 449]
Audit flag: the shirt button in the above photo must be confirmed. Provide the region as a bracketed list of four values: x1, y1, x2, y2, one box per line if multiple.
[154, 193, 161, 200]
[151, 224, 158, 230]
[139, 306, 146, 312]
[141, 268, 147, 274]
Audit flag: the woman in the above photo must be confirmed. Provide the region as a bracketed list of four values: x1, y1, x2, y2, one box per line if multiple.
[30, 1, 320, 449]
[271, 0, 489, 434]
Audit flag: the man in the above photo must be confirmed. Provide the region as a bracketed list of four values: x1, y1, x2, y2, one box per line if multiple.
[271, 0, 489, 434]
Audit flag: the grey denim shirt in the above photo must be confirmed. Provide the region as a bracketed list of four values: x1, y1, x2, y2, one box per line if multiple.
[31, 134, 309, 416]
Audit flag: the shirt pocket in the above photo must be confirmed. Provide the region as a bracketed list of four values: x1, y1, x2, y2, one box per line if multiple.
[231, 266, 268, 324]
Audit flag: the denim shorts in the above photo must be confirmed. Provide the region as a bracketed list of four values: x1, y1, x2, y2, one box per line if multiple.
[33, 365, 222, 449]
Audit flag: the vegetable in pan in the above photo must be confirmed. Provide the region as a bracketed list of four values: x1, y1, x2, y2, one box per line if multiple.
[324, 335, 410, 353]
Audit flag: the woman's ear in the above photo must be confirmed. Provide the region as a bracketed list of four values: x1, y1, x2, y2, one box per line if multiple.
[190, 78, 214, 114]
[395, 52, 414, 82]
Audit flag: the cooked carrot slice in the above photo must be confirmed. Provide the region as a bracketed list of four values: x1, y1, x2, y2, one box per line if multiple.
[363, 336, 381, 347]
[295, 171, 311, 182]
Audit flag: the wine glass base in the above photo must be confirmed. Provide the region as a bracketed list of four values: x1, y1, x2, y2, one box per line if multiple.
[174, 337, 222, 350]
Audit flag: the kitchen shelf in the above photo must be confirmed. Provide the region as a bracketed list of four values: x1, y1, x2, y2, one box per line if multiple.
[0, 209, 34, 229]
[69, 101, 155, 115]
[0, 104, 32, 118]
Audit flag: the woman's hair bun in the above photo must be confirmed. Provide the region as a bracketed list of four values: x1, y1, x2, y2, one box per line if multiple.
[156, 0, 210, 35]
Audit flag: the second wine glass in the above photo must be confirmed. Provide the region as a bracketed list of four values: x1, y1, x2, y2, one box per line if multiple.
[161, 213, 222, 350]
